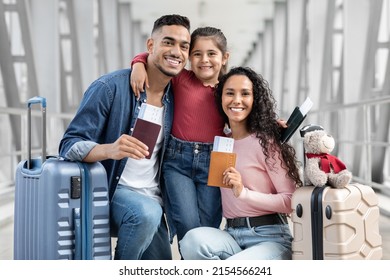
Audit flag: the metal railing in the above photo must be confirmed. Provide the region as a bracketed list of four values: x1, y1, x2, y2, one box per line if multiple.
[0, 106, 74, 185]
[310, 96, 390, 182]
[1, 97, 390, 186]
[301, 95, 390, 194]
[1, 96, 390, 213]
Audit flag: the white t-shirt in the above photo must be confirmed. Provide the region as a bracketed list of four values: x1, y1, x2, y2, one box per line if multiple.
[118, 106, 164, 204]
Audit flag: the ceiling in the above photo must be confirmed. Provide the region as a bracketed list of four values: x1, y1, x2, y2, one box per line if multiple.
[128, 0, 275, 68]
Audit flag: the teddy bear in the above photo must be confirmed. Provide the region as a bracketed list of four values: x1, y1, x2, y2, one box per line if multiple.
[303, 128, 352, 188]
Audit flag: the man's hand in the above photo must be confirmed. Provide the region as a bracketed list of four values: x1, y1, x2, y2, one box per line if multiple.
[108, 134, 150, 160]
[84, 134, 149, 162]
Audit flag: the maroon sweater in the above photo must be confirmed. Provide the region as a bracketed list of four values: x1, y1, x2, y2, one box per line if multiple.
[132, 53, 225, 143]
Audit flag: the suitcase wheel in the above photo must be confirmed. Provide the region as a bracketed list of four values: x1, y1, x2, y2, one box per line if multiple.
[296, 204, 303, 218]
[325, 205, 332, 219]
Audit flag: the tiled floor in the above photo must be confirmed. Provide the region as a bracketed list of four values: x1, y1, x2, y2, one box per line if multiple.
[2, 184, 389, 260]
[1, 214, 389, 260]
[0, 219, 13, 260]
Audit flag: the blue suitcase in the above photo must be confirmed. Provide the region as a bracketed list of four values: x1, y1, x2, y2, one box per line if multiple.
[14, 97, 111, 260]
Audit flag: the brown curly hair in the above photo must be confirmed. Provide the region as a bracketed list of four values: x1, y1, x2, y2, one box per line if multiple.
[215, 66, 303, 188]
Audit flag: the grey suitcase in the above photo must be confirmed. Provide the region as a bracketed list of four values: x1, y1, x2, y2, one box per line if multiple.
[14, 96, 111, 260]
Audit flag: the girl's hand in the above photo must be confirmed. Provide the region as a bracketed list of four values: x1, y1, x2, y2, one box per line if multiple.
[223, 167, 244, 197]
[130, 63, 149, 98]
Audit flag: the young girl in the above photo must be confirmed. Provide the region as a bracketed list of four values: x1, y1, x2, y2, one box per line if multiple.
[130, 27, 230, 243]
[179, 66, 302, 260]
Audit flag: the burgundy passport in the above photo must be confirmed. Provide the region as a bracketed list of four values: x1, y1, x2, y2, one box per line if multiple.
[131, 118, 161, 159]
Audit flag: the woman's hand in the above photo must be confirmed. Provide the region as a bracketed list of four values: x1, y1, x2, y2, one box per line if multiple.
[130, 63, 149, 98]
[277, 119, 288, 128]
[223, 167, 244, 197]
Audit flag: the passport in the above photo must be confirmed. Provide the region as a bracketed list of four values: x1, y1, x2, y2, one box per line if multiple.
[280, 97, 313, 144]
[131, 118, 161, 159]
[207, 151, 237, 188]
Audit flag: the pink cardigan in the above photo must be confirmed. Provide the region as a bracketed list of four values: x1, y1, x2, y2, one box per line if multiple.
[221, 134, 297, 219]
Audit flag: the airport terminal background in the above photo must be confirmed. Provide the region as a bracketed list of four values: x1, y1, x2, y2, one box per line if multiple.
[0, 0, 389, 260]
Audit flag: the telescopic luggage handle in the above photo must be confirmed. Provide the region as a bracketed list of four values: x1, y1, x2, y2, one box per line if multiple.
[27, 96, 47, 169]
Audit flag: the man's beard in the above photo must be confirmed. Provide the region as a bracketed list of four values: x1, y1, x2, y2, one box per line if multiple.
[155, 62, 180, 77]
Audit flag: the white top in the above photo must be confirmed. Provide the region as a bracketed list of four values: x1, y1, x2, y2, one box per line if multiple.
[118, 106, 164, 204]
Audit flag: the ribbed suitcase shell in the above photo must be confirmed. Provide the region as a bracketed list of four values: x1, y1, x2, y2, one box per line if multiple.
[291, 183, 382, 260]
[14, 158, 111, 260]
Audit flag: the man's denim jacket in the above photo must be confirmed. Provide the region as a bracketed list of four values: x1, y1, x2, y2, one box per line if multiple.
[59, 68, 174, 200]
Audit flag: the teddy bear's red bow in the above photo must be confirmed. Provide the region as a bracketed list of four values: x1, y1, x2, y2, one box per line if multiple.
[305, 153, 347, 174]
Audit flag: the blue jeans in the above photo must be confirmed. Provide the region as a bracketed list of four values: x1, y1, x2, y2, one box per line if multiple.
[179, 223, 293, 260]
[110, 185, 172, 260]
[162, 135, 222, 242]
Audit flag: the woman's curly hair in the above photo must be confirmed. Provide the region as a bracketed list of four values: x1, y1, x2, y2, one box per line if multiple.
[215, 66, 303, 188]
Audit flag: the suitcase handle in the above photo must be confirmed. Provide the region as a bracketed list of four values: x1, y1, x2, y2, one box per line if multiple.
[73, 208, 82, 260]
[27, 96, 47, 169]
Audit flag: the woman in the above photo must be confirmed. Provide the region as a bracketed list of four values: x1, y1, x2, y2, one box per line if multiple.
[179, 67, 302, 260]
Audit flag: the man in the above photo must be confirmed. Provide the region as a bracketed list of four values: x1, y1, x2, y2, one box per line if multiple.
[59, 14, 191, 260]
